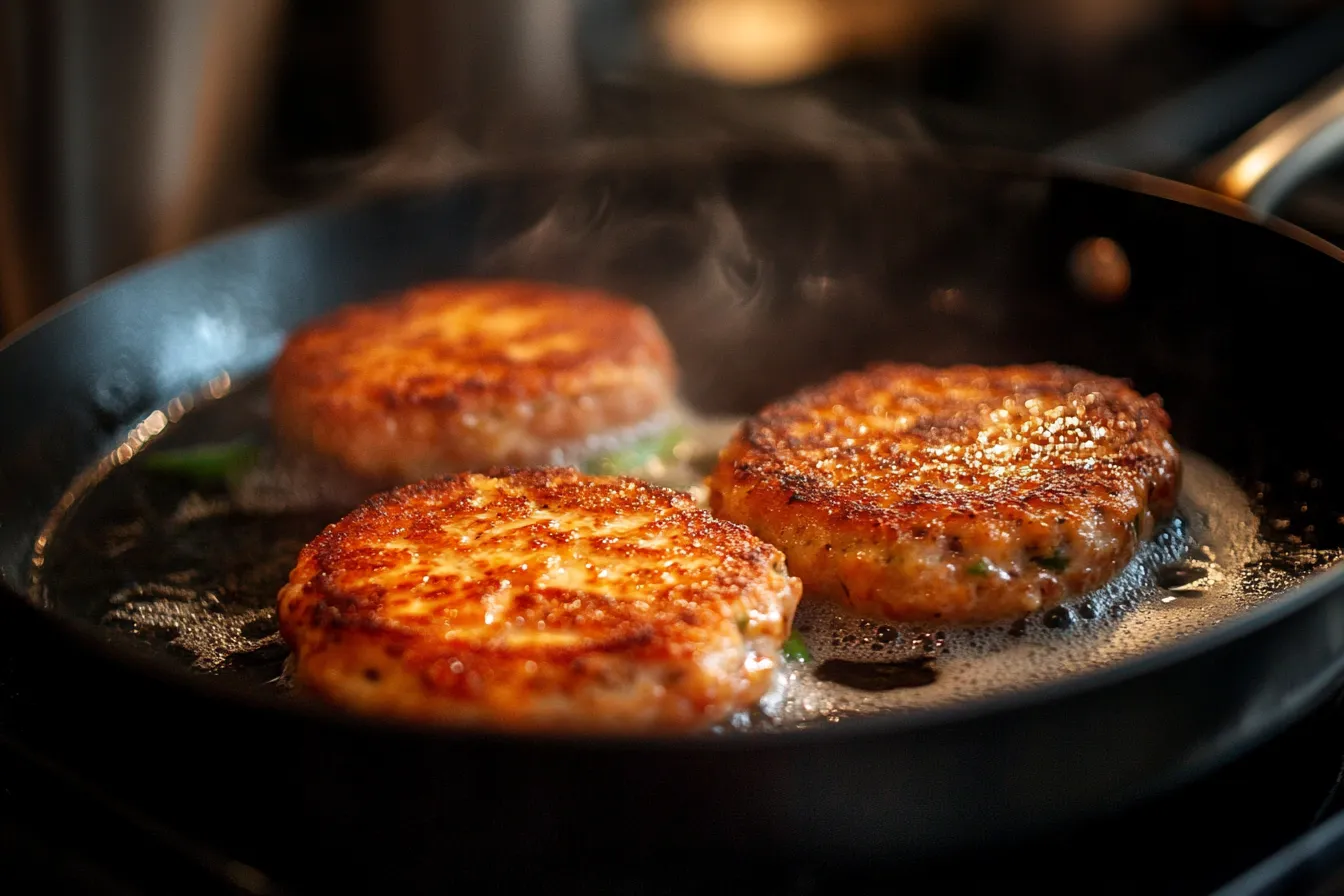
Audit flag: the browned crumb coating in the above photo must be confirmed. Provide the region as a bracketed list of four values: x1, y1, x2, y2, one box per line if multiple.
[707, 363, 1180, 623]
[270, 280, 678, 481]
[278, 467, 802, 732]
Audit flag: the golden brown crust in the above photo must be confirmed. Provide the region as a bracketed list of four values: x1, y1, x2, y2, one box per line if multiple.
[270, 280, 678, 482]
[277, 467, 801, 732]
[706, 363, 1180, 623]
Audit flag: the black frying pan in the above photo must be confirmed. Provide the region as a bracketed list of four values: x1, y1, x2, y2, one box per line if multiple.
[5, 115, 1344, 890]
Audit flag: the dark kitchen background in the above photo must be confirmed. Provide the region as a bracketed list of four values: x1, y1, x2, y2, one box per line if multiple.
[5, 0, 1344, 337]
[7, 1, 1344, 893]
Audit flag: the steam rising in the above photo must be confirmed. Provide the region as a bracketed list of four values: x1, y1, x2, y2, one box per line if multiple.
[29, 107, 1340, 732]
[349, 78, 1044, 408]
[443, 127, 1044, 417]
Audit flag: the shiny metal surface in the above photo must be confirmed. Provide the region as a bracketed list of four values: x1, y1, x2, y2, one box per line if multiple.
[0, 0, 589, 332]
[1198, 65, 1344, 216]
[0, 0, 286, 331]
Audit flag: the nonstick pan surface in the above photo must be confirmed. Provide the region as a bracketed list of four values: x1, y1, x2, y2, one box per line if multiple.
[4, 144, 1344, 885]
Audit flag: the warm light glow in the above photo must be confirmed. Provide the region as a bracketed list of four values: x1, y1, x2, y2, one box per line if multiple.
[657, 0, 831, 84]
[1215, 145, 1281, 202]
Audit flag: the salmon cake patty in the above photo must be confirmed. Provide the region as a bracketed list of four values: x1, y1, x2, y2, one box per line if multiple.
[706, 363, 1180, 623]
[270, 280, 678, 482]
[278, 467, 802, 732]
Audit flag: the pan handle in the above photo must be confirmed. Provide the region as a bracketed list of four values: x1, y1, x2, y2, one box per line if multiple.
[1195, 65, 1344, 217]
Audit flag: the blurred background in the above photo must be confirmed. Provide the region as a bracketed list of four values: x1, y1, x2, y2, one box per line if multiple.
[3, 0, 1344, 336]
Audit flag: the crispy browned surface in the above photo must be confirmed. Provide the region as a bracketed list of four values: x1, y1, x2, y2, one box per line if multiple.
[270, 280, 678, 482]
[707, 363, 1180, 623]
[278, 467, 801, 732]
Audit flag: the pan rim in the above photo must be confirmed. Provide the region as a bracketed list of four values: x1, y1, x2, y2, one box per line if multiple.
[5, 138, 1344, 751]
[5, 136, 1342, 353]
[9, 558, 1344, 752]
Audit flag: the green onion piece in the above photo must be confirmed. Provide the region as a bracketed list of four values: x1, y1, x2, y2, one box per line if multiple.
[140, 441, 260, 483]
[966, 558, 989, 577]
[582, 426, 687, 476]
[781, 631, 812, 663]
[1034, 549, 1069, 572]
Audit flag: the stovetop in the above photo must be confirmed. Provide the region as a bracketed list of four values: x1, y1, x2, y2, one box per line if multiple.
[8, 10, 1344, 896]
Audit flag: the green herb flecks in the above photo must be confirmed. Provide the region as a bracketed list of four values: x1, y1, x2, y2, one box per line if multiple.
[781, 631, 812, 663]
[140, 440, 260, 484]
[1033, 548, 1070, 572]
[966, 558, 989, 577]
[582, 426, 687, 476]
